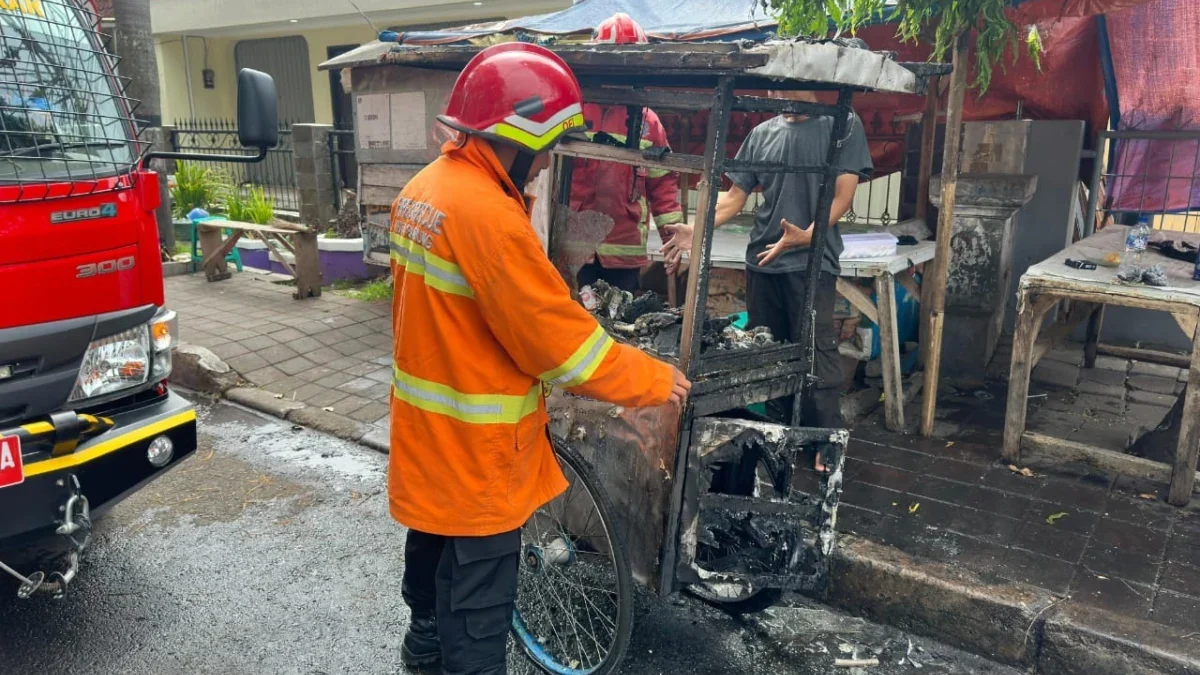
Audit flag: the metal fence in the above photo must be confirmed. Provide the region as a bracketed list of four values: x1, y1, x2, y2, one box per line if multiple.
[1086, 129, 1200, 237]
[330, 127, 358, 211]
[171, 118, 299, 212]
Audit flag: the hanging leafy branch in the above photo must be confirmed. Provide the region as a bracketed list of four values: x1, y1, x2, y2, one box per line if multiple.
[759, 0, 1044, 93]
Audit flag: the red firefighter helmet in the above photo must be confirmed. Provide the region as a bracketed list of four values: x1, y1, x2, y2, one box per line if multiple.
[438, 43, 585, 154]
[593, 13, 649, 45]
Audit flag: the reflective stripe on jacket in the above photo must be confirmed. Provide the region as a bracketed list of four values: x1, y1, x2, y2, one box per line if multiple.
[569, 104, 684, 270]
[388, 135, 675, 537]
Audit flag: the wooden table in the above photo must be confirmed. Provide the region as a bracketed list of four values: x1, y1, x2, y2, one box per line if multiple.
[647, 229, 937, 431]
[197, 219, 323, 299]
[1003, 226, 1200, 506]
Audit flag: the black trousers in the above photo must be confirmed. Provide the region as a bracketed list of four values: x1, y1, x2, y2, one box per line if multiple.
[402, 529, 521, 675]
[745, 270, 845, 430]
[577, 259, 640, 293]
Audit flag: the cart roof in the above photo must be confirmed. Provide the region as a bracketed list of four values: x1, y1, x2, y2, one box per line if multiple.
[319, 41, 943, 96]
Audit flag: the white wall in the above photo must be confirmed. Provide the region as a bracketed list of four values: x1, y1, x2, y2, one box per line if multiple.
[151, 0, 569, 37]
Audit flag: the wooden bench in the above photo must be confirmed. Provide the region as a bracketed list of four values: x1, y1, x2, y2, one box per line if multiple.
[197, 219, 322, 299]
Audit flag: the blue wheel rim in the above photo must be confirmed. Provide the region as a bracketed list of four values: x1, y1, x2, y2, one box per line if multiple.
[512, 610, 596, 675]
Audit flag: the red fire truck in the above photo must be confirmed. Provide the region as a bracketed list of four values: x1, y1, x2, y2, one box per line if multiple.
[0, 0, 276, 598]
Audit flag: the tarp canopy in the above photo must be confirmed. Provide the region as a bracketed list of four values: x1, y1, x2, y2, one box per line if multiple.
[396, 0, 777, 45]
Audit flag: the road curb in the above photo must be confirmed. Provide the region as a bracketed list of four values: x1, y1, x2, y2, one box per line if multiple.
[221, 386, 390, 455]
[827, 535, 1200, 674]
[1039, 603, 1200, 675]
[829, 535, 1051, 667]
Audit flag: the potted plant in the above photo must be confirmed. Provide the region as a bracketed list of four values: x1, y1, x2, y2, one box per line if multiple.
[169, 162, 231, 253]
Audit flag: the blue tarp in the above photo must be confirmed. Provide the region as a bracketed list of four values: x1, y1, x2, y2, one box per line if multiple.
[399, 0, 777, 45]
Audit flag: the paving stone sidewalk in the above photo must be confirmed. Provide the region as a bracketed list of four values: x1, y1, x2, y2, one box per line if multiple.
[167, 273, 395, 445]
[170, 270, 1200, 669]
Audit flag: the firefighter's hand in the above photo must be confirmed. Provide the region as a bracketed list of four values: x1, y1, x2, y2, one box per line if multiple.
[668, 367, 692, 408]
[757, 218, 813, 266]
[661, 223, 693, 275]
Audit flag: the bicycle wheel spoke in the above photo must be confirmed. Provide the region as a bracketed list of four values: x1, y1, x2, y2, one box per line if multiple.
[545, 562, 618, 634]
[539, 565, 600, 666]
[527, 575, 573, 661]
[514, 442, 630, 675]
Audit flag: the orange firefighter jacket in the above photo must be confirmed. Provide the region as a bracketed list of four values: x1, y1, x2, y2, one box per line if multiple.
[388, 135, 676, 537]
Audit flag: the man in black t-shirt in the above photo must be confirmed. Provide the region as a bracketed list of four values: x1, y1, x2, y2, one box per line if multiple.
[662, 90, 872, 470]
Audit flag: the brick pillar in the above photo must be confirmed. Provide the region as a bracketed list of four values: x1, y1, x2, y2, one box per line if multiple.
[293, 123, 336, 229]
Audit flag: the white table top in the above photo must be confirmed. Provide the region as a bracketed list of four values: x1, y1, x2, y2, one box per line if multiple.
[1021, 226, 1200, 306]
[645, 227, 937, 278]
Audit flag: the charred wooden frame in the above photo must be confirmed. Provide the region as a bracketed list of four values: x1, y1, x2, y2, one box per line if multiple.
[320, 38, 940, 600]
[674, 418, 848, 595]
[546, 74, 879, 596]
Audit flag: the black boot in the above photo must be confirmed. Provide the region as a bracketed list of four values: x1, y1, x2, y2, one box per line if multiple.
[401, 610, 440, 669]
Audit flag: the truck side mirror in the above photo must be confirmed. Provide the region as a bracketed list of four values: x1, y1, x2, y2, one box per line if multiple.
[237, 69, 278, 150]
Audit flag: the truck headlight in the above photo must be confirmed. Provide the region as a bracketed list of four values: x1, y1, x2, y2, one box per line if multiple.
[150, 309, 177, 379]
[68, 309, 178, 403]
[69, 325, 151, 402]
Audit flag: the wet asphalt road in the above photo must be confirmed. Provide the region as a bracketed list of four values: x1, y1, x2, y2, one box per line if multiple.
[0, 398, 1023, 675]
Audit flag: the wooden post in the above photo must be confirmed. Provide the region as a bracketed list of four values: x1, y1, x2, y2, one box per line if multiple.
[198, 224, 233, 282]
[920, 39, 969, 438]
[1002, 294, 1058, 462]
[915, 77, 940, 222]
[876, 272, 905, 431]
[1168, 320, 1200, 506]
[1084, 305, 1106, 368]
[917, 77, 940, 368]
[670, 117, 692, 308]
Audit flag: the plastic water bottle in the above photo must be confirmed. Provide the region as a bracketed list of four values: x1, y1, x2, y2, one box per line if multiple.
[1119, 215, 1151, 277]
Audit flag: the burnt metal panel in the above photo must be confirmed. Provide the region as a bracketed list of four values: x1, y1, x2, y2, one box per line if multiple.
[675, 417, 847, 596]
[547, 392, 681, 588]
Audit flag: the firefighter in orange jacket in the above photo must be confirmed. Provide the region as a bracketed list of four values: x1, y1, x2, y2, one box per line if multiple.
[571, 13, 684, 292]
[388, 43, 690, 674]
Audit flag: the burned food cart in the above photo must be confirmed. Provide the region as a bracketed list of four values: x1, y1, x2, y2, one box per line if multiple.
[321, 38, 942, 675]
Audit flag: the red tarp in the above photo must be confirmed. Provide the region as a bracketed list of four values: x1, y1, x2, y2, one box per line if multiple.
[1105, 0, 1200, 213]
[841, 1, 1115, 176]
[665, 0, 1116, 179]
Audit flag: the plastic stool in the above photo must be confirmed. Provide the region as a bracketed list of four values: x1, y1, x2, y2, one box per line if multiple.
[188, 209, 243, 272]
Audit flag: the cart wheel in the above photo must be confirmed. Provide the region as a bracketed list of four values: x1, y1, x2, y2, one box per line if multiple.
[510, 437, 633, 675]
[687, 451, 786, 614]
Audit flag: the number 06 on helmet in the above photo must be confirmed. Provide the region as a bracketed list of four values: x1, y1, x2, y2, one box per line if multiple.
[437, 43, 586, 154]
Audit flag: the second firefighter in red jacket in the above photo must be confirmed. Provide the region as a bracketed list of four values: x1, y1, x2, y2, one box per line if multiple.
[570, 14, 684, 293]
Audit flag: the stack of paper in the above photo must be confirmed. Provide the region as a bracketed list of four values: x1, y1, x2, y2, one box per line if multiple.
[841, 232, 899, 260]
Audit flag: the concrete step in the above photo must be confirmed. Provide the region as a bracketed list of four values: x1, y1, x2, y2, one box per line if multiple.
[825, 534, 1200, 675]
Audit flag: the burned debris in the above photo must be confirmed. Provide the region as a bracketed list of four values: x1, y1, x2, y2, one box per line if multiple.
[581, 280, 777, 358]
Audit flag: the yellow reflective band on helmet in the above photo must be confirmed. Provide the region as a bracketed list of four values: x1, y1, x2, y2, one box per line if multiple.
[654, 211, 684, 227]
[492, 112, 586, 153]
[393, 368, 541, 425]
[539, 324, 615, 388]
[390, 233, 474, 298]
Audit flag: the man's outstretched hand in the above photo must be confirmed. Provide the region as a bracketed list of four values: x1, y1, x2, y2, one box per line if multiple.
[660, 223, 693, 275]
[757, 218, 813, 266]
[668, 367, 692, 408]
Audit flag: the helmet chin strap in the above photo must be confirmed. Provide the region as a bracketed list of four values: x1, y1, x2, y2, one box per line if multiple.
[507, 150, 536, 190]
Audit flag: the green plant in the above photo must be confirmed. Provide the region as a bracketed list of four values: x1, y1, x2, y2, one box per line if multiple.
[760, 0, 1044, 93]
[171, 161, 231, 217]
[331, 277, 393, 301]
[350, 278, 394, 302]
[225, 186, 275, 225]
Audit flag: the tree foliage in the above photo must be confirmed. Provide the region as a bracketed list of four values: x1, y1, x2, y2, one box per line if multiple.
[759, 0, 1044, 93]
